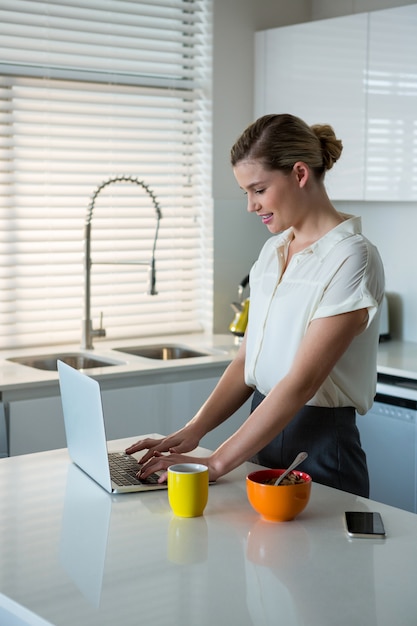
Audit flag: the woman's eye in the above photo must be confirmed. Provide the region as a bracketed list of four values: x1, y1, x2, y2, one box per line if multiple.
[242, 188, 264, 197]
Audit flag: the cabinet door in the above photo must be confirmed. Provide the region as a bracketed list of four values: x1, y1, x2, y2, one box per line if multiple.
[7, 384, 164, 456]
[8, 396, 66, 456]
[365, 5, 417, 200]
[6, 375, 250, 457]
[162, 377, 250, 451]
[255, 14, 368, 200]
[101, 384, 164, 440]
[357, 403, 416, 513]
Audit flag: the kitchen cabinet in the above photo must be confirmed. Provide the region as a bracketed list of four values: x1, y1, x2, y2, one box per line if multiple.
[255, 13, 367, 200]
[6, 384, 177, 456]
[0, 403, 7, 458]
[162, 377, 250, 450]
[100, 384, 164, 441]
[103, 378, 249, 449]
[8, 396, 66, 456]
[0, 333, 243, 456]
[255, 4, 417, 201]
[7, 387, 164, 456]
[365, 4, 417, 200]
[356, 398, 417, 513]
[5, 371, 249, 456]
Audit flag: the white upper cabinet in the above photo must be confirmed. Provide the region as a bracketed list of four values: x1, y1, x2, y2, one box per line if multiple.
[255, 5, 417, 201]
[255, 14, 368, 200]
[365, 5, 417, 200]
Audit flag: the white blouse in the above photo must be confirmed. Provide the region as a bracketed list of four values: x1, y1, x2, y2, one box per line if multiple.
[244, 215, 385, 414]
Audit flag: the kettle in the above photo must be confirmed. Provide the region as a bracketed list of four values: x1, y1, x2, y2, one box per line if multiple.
[229, 274, 250, 337]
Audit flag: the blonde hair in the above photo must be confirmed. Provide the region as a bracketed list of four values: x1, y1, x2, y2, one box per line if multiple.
[230, 114, 343, 178]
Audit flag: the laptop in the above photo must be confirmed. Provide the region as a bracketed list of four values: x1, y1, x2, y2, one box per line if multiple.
[57, 359, 168, 494]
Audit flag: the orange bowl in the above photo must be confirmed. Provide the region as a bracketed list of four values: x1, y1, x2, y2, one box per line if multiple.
[246, 469, 312, 522]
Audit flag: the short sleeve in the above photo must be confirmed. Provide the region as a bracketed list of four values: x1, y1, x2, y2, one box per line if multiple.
[311, 235, 385, 328]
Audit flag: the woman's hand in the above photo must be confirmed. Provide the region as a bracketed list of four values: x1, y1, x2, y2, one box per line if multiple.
[125, 428, 201, 465]
[125, 338, 251, 483]
[136, 450, 218, 484]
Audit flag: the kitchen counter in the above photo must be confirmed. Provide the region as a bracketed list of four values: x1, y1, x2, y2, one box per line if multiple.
[0, 437, 416, 626]
[377, 339, 417, 380]
[0, 334, 249, 458]
[3, 334, 417, 460]
[0, 333, 241, 394]
[2, 334, 417, 395]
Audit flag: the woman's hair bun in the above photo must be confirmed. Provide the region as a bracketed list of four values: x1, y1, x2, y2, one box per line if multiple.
[311, 124, 343, 171]
[230, 114, 343, 178]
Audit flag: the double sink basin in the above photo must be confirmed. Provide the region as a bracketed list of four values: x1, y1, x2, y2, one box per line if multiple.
[8, 344, 212, 372]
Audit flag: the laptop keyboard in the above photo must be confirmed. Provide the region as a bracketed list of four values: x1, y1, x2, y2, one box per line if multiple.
[108, 452, 161, 487]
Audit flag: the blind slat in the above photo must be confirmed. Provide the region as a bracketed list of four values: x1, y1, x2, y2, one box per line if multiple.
[0, 0, 206, 81]
[0, 0, 213, 350]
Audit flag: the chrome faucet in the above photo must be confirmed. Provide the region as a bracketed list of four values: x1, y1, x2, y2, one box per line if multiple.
[82, 175, 162, 350]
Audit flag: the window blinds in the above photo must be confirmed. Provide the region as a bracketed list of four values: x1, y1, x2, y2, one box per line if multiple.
[0, 0, 213, 349]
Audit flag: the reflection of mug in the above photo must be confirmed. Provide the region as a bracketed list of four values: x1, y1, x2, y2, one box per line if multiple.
[168, 463, 209, 517]
[167, 516, 208, 565]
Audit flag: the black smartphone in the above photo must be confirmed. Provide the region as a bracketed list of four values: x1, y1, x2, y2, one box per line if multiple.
[344, 511, 386, 539]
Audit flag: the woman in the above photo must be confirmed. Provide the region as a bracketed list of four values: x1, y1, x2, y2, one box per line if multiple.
[126, 113, 385, 497]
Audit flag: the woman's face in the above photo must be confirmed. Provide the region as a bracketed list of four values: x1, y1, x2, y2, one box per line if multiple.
[233, 160, 304, 234]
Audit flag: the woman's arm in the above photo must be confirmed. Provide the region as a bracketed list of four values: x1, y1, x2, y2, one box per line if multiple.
[209, 307, 368, 476]
[126, 336, 254, 462]
[137, 307, 368, 481]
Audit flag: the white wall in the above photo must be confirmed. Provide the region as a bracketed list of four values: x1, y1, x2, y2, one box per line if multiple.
[337, 201, 416, 342]
[212, 0, 417, 341]
[212, 0, 311, 333]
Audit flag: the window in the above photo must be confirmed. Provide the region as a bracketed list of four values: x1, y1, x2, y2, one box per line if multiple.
[0, 0, 213, 349]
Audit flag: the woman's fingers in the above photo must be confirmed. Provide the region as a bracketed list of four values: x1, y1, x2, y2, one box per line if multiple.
[125, 437, 162, 455]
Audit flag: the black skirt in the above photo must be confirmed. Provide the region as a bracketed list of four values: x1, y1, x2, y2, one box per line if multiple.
[250, 389, 369, 497]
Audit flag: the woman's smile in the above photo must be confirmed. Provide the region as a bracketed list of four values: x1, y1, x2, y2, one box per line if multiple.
[259, 212, 274, 225]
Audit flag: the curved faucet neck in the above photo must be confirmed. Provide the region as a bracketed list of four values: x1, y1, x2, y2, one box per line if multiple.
[81, 176, 162, 350]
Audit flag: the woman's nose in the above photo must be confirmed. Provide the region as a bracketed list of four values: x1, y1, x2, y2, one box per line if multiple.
[247, 195, 259, 214]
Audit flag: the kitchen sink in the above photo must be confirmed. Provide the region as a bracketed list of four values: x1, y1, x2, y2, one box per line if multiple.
[8, 353, 124, 371]
[112, 344, 210, 360]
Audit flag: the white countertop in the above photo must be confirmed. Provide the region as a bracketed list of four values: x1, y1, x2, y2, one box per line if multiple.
[0, 333, 241, 394]
[0, 437, 416, 626]
[377, 339, 417, 380]
[2, 335, 417, 399]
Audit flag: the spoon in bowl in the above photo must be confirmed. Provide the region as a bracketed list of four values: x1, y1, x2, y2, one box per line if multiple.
[274, 451, 308, 486]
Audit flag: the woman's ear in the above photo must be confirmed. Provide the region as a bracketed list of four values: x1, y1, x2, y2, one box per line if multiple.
[292, 161, 309, 188]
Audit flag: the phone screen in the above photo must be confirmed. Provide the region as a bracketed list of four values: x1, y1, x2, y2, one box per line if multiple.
[344, 511, 386, 538]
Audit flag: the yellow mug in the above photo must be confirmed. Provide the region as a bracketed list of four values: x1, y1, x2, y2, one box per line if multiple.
[167, 463, 209, 518]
